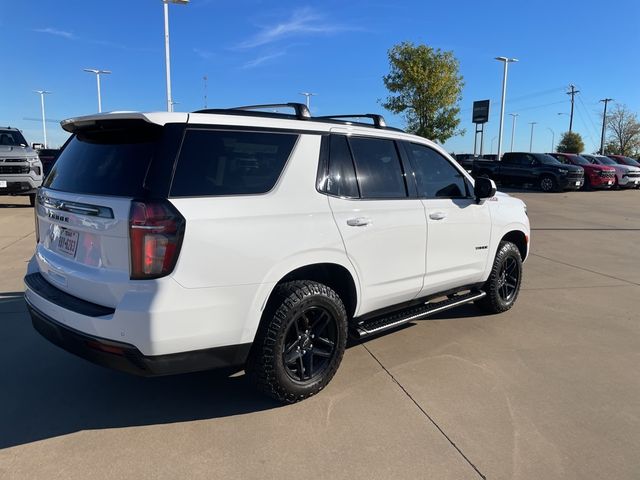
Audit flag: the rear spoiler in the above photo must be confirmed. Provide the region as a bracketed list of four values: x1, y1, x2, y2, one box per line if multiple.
[60, 112, 188, 134]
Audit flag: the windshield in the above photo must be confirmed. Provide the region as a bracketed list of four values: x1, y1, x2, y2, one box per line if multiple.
[623, 156, 640, 167]
[573, 155, 591, 166]
[0, 129, 28, 147]
[596, 156, 617, 165]
[538, 154, 563, 165]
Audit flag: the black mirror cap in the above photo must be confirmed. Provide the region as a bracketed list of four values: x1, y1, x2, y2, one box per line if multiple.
[474, 176, 497, 201]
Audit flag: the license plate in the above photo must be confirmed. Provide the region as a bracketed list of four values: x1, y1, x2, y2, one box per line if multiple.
[635, 180, 639, 185]
[0, 181, 6, 188]
[575, 181, 581, 186]
[608, 181, 613, 185]
[57, 229, 79, 257]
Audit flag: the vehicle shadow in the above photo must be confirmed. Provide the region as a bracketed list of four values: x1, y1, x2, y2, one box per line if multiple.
[0, 203, 31, 209]
[0, 295, 280, 449]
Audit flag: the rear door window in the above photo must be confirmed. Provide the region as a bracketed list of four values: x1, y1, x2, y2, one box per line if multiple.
[348, 137, 407, 198]
[170, 129, 298, 197]
[324, 135, 359, 198]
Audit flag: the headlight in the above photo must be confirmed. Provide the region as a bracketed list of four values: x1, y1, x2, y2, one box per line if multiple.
[558, 169, 568, 174]
[26, 157, 39, 163]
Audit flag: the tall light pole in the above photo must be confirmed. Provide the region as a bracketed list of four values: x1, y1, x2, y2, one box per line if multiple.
[83, 68, 111, 113]
[299, 92, 317, 109]
[34, 90, 51, 148]
[495, 57, 518, 161]
[599, 98, 613, 154]
[508, 113, 519, 152]
[529, 122, 537, 152]
[547, 127, 555, 152]
[163, 0, 189, 112]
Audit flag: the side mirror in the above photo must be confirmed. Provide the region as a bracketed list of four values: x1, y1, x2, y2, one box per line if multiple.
[474, 176, 497, 201]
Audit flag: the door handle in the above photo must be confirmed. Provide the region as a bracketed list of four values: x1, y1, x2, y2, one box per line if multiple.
[346, 217, 371, 227]
[429, 211, 447, 221]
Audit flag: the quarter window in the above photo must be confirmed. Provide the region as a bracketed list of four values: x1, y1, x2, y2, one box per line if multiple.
[406, 143, 469, 198]
[349, 137, 407, 198]
[170, 129, 298, 197]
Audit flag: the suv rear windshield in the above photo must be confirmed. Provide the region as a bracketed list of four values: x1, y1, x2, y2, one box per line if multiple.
[170, 129, 298, 197]
[44, 122, 163, 197]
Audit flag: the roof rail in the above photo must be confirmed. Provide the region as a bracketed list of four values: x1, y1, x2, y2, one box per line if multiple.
[315, 114, 387, 129]
[193, 103, 310, 119]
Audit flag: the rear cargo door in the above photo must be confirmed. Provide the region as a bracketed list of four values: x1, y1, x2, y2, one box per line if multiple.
[34, 119, 179, 307]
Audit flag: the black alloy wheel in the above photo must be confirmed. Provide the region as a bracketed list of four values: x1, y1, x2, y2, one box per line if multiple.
[497, 256, 520, 302]
[282, 306, 338, 383]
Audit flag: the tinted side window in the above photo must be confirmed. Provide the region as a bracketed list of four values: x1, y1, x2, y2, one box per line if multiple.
[171, 130, 297, 197]
[348, 137, 406, 198]
[325, 135, 359, 197]
[406, 143, 469, 198]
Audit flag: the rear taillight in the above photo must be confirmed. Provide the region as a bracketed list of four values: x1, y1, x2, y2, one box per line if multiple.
[129, 200, 185, 280]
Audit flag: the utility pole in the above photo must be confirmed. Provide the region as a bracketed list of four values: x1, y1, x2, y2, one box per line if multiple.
[566, 84, 579, 132]
[508, 113, 519, 151]
[599, 98, 613, 154]
[529, 122, 537, 152]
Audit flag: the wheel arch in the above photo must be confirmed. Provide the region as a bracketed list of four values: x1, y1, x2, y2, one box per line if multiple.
[501, 230, 528, 261]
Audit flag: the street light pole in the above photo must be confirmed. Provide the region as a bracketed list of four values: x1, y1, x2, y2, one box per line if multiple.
[83, 68, 112, 113]
[547, 127, 555, 152]
[495, 57, 518, 161]
[508, 113, 519, 152]
[163, 0, 189, 112]
[299, 92, 317, 109]
[529, 122, 537, 152]
[34, 90, 51, 148]
[599, 98, 613, 154]
[491, 136, 497, 154]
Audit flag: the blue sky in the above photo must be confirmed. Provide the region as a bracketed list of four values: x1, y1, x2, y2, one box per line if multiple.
[2, 0, 639, 153]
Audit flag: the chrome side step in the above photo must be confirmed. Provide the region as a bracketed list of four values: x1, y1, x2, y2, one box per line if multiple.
[354, 290, 486, 339]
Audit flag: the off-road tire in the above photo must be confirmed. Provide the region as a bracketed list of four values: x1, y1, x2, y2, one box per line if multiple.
[475, 241, 523, 314]
[247, 280, 348, 403]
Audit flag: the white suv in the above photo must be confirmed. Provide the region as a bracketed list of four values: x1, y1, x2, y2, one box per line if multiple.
[25, 103, 529, 403]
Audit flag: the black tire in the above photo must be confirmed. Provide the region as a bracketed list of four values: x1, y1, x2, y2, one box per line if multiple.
[247, 280, 348, 403]
[475, 241, 523, 314]
[539, 175, 558, 192]
[28, 194, 36, 207]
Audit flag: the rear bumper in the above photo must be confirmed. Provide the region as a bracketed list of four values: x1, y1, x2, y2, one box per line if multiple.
[26, 298, 251, 376]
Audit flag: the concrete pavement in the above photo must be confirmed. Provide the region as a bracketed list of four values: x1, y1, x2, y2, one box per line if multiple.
[0, 190, 639, 479]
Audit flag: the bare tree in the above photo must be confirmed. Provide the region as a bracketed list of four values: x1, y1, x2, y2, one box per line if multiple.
[605, 104, 640, 155]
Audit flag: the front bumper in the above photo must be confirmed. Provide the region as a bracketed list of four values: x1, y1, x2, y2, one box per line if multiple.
[559, 176, 584, 190]
[588, 174, 615, 188]
[0, 176, 41, 194]
[619, 176, 640, 188]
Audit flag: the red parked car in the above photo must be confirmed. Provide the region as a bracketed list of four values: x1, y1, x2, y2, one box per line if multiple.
[607, 154, 640, 168]
[548, 153, 616, 189]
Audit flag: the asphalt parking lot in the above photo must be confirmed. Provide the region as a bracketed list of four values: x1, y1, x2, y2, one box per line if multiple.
[1, 189, 639, 480]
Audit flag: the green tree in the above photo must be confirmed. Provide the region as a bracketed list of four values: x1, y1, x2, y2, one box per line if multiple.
[556, 132, 585, 153]
[605, 104, 640, 155]
[382, 42, 464, 143]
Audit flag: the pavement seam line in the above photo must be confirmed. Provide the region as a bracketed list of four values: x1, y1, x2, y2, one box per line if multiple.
[361, 343, 487, 480]
[0, 232, 34, 252]
[531, 252, 640, 287]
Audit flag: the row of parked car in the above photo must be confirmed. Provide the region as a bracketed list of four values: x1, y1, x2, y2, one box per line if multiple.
[454, 152, 640, 192]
